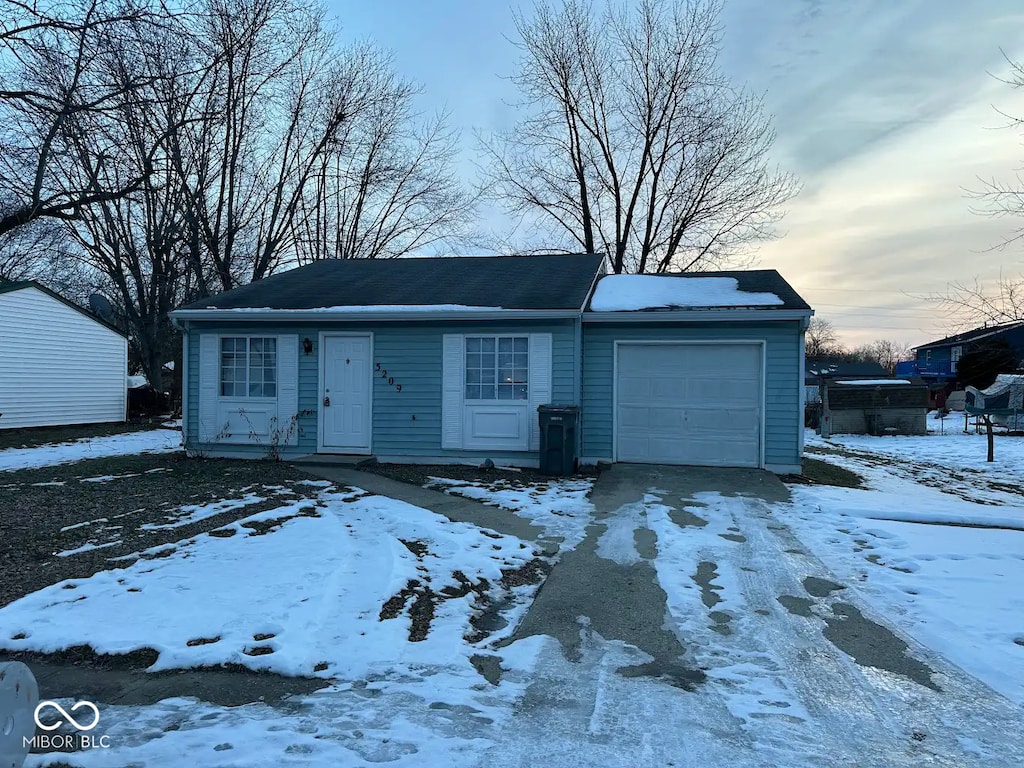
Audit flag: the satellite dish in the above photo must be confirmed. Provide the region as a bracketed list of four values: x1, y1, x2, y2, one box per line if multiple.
[88, 293, 114, 320]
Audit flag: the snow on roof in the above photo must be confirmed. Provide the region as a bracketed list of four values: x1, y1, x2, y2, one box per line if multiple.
[589, 275, 784, 311]
[834, 379, 913, 386]
[201, 304, 504, 313]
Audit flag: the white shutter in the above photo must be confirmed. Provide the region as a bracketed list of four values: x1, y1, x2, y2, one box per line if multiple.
[442, 334, 464, 449]
[277, 335, 299, 445]
[197, 334, 220, 442]
[528, 333, 553, 451]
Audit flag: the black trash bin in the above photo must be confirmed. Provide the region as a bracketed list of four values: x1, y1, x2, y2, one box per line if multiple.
[537, 404, 579, 476]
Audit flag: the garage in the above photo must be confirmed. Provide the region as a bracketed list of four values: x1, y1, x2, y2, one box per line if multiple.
[615, 342, 763, 467]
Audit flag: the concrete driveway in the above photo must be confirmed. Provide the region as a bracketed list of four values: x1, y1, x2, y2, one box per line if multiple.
[482, 464, 1024, 768]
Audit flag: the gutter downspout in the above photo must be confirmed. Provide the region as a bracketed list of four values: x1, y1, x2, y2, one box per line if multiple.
[574, 312, 584, 460]
[179, 320, 189, 448]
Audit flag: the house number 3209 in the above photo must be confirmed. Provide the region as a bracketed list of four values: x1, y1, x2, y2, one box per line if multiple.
[375, 363, 402, 392]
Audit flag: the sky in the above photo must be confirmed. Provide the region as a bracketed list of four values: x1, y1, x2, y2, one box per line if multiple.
[331, 0, 1024, 348]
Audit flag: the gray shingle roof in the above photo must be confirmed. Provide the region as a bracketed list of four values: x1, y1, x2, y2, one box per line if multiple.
[584, 269, 811, 312]
[177, 254, 606, 312]
[914, 320, 1024, 351]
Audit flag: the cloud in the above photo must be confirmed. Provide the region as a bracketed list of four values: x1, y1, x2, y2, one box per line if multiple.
[721, 0, 1024, 346]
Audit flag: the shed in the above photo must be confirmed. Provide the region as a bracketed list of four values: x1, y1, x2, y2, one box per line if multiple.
[0, 282, 128, 429]
[820, 380, 929, 436]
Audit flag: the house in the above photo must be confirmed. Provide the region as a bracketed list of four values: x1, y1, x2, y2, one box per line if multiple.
[0, 281, 128, 429]
[169, 255, 812, 473]
[897, 320, 1024, 384]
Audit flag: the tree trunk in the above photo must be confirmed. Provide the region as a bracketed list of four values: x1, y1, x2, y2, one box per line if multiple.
[983, 414, 994, 462]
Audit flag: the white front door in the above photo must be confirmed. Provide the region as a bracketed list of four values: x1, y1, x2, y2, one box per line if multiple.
[321, 335, 371, 452]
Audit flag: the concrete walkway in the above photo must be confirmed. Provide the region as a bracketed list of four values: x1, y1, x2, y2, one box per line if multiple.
[296, 465, 547, 545]
[505, 465, 786, 685]
[483, 464, 1024, 767]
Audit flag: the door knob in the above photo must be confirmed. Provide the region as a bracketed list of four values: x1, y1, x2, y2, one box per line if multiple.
[323, 396, 330, 407]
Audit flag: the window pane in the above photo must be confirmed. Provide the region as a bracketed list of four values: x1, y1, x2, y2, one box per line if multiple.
[498, 337, 513, 353]
[498, 365, 514, 384]
[481, 353, 495, 370]
[264, 382, 276, 397]
[514, 384, 528, 400]
[466, 368, 481, 384]
[264, 366, 276, 384]
[514, 337, 528, 353]
[250, 338, 263, 354]
[513, 353, 528, 369]
[466, 384, 481, 399]
[512, 368, 528, 384]
[481, 337, 495, 353]
[466, 337, 481, 353]
[480, 384, 496, 399]
[498, 352, 513, 368]
[496, 385, 514, 400]
[480, 368, 495, 384]
[466, 353, 481, 370]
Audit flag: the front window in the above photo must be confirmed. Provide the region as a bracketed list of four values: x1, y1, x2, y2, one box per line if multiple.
[465, 336, 528, 400]
[951, 345, 963, 372]
[220, 337, 277, 398]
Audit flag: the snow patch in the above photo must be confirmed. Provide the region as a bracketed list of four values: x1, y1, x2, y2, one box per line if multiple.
[590, 275, 783, 311]
[0, 429, 181, 472]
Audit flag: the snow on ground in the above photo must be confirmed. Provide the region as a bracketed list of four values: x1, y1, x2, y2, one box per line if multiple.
[807, 415, 1024, 475]
[138, 491, 267, 530]
[788, 429, 1024, 704]
[0, 486, 539, 679]
[425, 477, 594, 548]
[0, 429, 181, 472]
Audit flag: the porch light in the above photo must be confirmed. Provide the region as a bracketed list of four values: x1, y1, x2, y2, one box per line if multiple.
[302, 337, 314, 355]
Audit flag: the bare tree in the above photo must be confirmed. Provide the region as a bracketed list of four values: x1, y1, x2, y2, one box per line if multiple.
[805, 318, 841, 359]
[481, 0, 797, 273]
[293, 48, 474, 262]
[171, 0, 466, 293]
[928, 273, 1024, 329]
[848, 339, 916, 374]
[0, 0, 171, 239]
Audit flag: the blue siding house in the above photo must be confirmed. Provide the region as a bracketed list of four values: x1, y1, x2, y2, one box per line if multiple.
[897, 321, 1024, 384]
[170, 255, 812, 473]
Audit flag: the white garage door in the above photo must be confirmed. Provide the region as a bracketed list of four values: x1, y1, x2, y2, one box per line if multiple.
[616, 343, 762, 467]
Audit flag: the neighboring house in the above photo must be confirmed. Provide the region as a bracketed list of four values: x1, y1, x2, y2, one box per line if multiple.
[0, 281, 128, 430]
[170, 255, 812, 473]
[897, 320, 1024, 384]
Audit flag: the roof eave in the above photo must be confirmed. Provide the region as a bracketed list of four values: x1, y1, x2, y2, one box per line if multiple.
[582, 308, 813, 323]
[169, 308, 583, 323]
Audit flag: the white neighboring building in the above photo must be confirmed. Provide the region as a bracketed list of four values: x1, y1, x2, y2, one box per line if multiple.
[0, 281, 127, 429]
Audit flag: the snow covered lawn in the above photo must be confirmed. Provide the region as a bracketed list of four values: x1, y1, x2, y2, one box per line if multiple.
[0, 427, 181, 472]
[425, 476, 595, 548]
[0, 484, 541, 679]
[786, 427, 1024, 704]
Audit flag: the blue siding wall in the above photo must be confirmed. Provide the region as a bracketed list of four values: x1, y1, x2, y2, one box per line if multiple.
[185, 319, 577, 461]
[580, 321, 803, 470]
